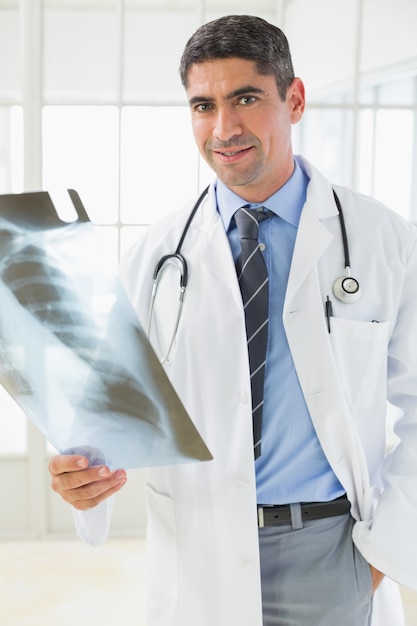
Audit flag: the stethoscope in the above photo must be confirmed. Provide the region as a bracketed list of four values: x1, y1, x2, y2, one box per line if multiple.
[331, 189, 361, 304]
[147, 185, 209, 363]
[147, 185, 361, 362]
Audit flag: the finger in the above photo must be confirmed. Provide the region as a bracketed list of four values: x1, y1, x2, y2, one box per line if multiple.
[48, 454, 89, 476]
[50, 462, 125, 495]
[60, 467, 126, 495]
[49, 462, 111, 497]
[71, 473, 127, 510]
[370, 565, 384, 593]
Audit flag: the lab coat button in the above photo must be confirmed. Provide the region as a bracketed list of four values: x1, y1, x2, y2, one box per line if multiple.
[240, 391, 249, 404]
[242, 559, 255, 569]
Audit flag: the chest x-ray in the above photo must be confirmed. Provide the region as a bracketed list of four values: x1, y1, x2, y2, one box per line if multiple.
[0, 190, 211, 469]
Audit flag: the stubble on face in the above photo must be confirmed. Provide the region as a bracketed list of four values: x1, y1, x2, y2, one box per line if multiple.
[203, 135, 268, 189]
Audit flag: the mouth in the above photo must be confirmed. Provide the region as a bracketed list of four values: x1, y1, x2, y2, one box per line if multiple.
[214, 146, 253, 160]
[219, 148, 247, 155]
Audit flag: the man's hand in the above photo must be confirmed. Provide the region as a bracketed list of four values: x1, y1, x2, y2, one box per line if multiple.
[49, 454, 127, 511]
[370, 565, 384, 593]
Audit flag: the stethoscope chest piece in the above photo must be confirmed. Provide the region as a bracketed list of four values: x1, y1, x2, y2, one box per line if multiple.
[333, 268, 361, 304]
[331, 189, 361, 304]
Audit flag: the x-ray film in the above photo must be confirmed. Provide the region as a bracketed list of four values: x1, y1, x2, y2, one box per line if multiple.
[0, 190, 212, 469]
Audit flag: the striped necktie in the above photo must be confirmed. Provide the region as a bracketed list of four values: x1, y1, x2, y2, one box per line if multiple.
[234, 206, 273, 459]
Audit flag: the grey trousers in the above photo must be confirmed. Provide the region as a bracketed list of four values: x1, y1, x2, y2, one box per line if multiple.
[259, 508, 373, 626]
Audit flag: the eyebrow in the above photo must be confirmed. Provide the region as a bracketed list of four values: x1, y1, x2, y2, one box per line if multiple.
[188, 85, 266, 107]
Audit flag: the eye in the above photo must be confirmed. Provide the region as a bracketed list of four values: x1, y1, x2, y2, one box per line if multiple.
[239, 95, 257, 106]
[193, 102, 214, 113]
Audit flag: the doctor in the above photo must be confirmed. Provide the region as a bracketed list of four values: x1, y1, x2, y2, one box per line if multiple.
[49, 14, 417, 626]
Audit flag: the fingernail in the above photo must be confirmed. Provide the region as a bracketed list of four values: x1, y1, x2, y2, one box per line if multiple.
[115, 470, 126, 480]
[98, 467, 109, 477]
[76, 458, 88, 468]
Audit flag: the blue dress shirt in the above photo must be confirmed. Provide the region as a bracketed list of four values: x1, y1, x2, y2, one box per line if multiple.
[216, 156, 345, 504]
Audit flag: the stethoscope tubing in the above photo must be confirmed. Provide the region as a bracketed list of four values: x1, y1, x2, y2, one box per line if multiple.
[332, 188, 351, 270]
[147, 186, 209, 363]
[148, 185, 359, 362]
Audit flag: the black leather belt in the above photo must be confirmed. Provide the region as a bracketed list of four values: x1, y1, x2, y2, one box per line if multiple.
[257, 495, 350, 528]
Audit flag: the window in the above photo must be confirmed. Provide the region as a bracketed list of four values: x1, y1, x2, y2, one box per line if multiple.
[1, 0, 417, 537]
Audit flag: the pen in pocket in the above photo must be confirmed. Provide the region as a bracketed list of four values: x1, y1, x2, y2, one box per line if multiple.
[325, 295, 333, 333]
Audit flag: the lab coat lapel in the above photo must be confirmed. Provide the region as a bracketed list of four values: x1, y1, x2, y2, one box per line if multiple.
[283, 175, 339, 411]
[285, 172, 337, 303]
[188, 186, 243, 307]
[283, 172, 370, 515]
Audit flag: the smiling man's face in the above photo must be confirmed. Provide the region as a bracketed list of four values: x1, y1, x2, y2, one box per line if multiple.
[186, 57, 305, 203]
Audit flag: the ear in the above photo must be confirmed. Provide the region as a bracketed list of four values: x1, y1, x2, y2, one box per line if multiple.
[288, 78, 305, 123]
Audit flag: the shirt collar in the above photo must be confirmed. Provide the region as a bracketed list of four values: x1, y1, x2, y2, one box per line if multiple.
[215, 155, 309, 231]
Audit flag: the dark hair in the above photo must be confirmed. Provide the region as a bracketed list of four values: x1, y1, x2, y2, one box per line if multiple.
[179, 15, 295, 101]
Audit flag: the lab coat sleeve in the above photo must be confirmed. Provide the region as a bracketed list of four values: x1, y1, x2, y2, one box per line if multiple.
[352, 235, 417, 590]
[72, 497, 115, 547]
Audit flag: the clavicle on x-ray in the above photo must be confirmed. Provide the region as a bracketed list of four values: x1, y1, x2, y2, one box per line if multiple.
[0, 190, 211, 469]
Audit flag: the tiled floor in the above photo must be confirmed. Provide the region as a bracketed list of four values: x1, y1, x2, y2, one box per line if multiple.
[0, 538, 416, 625]
[0, 539, 146, 626]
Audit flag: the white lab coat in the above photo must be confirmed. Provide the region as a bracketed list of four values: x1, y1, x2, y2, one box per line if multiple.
[74, 157, 417, 626]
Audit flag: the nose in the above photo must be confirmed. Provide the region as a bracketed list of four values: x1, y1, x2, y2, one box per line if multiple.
[212, 107, 242, 142]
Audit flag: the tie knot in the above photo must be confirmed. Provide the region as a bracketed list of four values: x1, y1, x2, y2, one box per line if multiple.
[234, 206, 270, 240]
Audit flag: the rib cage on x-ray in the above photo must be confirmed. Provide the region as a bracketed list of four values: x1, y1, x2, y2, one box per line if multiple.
[1, 242, 159, 429]
[0, 191, 211, 469]
[3, 243, 99, 362]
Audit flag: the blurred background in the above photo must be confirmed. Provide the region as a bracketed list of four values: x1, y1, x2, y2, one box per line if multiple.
[0, 0, 416, 623]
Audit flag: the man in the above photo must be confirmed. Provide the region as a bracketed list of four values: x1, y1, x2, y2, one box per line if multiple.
[49, 15, 417, 626]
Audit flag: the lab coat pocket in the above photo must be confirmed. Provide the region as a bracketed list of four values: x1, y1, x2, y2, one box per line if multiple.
[330, 318, 390, 407]
[146, 485, 178, 612]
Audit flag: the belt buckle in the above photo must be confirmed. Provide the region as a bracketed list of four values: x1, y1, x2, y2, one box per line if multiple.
[258, 507, 265, 528]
